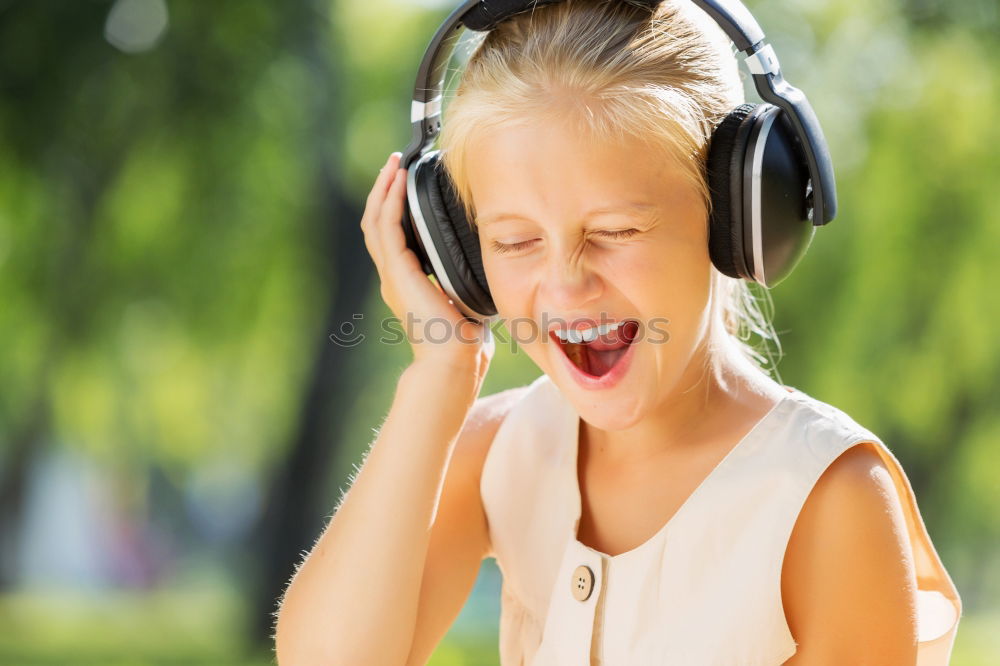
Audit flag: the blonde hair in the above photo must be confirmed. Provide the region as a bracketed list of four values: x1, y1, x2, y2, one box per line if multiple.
[439, 0, 782, 376]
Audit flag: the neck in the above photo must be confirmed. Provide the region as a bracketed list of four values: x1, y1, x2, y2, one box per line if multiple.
[580, 326, 784, 467]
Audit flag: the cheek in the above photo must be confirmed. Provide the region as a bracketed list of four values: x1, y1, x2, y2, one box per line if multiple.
[603, 241, 713, 319]
[483, 259, 556, 365]
[484, 258, 533, 315]
[602, 241, 703, 293]
[602, 248, 660, 295]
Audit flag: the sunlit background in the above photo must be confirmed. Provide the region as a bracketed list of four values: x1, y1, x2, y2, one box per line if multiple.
[0, 0, 997, 663]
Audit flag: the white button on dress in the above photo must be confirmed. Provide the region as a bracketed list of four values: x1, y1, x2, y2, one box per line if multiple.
[480, 373, 962, 665]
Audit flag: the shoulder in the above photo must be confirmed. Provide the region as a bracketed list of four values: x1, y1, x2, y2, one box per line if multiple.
[805, 441, 895, 506]
[455, 383, 533, 464]
[781, 440, 919, 662]
[463, 384, 533, 438]
[447, 384, 533, 500]
[428, 384, 533, 562]
[452, 375, 550, 467]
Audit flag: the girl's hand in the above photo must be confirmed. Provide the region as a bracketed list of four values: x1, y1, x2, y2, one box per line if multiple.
[360, 152, 494, 379]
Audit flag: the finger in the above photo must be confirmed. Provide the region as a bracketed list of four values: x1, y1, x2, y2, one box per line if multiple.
[367, 153, 401, 205]
[481, 324, 496, 362]
[380, 169, 419, 261]
[381, 170, 431, 286]
[362, 155, 404, 267]
[376, 168, 411, 269]
[361, 196, 386, 270]
[361, 218, 383, 273]
[361, 153, 403, 231]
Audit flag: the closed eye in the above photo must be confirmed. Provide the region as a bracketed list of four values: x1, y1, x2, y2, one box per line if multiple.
[489, 228, 640, 256]
[490, 239, 537, 255]
[595, 228, 640, 241]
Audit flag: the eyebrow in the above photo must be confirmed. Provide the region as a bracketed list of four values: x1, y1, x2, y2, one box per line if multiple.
[477, 202, 656, 227]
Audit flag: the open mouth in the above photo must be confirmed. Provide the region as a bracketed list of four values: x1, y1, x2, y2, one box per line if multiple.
[551, 320, 640, 378]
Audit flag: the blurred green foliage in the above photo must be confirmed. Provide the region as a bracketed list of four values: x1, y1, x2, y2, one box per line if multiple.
[0, 0, 997, 663]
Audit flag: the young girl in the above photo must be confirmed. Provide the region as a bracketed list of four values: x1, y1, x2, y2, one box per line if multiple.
[275, 1, 962, 664]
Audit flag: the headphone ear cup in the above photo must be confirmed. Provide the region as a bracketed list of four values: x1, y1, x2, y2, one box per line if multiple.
[411, 150, 496, 318]
[707, 103, 815, 286]
[747, 107, 816, 287]
[707, 103, 758, 280]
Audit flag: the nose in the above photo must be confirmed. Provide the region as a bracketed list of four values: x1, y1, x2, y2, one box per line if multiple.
[540, 247, 603, 313]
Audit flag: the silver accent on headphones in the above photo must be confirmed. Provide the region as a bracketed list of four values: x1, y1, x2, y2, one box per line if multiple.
[750, 111, 777, 285]
[805, 178, 814, 222]
[410, 96, 443, 123]
[744, 44, 779, 76]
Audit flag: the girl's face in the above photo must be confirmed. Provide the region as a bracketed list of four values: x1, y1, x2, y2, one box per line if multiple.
[466, 117, 718, 430]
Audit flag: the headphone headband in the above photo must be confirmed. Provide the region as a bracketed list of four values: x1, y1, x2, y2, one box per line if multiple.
[462, 0, 762, 47]
[401, 0, 836, 225]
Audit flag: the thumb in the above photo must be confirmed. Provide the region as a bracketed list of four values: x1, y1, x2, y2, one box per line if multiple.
[481, 324, 496, 362]
[457, 316, 495, 356]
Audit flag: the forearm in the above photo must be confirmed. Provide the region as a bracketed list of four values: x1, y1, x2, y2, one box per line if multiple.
[274, 361, 480, 665]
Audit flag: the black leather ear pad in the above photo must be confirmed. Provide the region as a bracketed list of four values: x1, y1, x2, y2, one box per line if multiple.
[707, 102, 758, 280]
[414, 151, 496, 317]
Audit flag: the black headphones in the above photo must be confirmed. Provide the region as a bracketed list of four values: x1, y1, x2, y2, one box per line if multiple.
[399, 0, 837, 321]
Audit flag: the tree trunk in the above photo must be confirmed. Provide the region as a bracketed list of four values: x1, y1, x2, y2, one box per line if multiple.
[247, 0, 378, 648]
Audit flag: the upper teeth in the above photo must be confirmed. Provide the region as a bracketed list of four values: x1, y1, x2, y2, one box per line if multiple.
[554, 321, 624, 344]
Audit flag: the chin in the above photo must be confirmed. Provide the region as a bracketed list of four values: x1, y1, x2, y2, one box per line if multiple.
[574, 399, 646, 432]
[548, 359, 651, 431]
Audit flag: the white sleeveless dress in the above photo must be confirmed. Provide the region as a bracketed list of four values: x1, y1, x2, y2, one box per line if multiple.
[479, 373, 962, 665]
